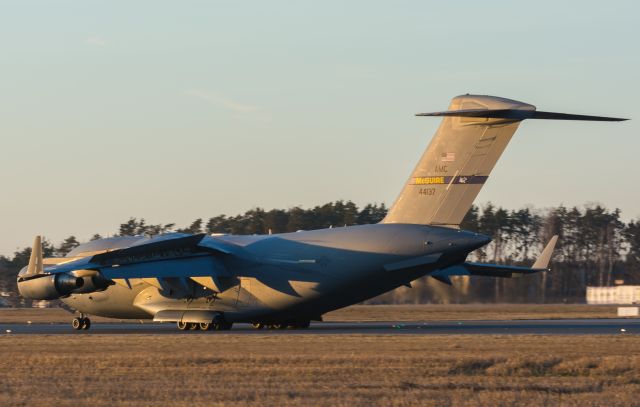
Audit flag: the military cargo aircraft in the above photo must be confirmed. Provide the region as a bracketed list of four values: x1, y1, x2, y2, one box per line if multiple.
[17, 95, 626, 330]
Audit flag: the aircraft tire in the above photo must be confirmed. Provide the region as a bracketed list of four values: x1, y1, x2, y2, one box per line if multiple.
[211, 313, 232, 330]
[81, 318, 91, 330]
[188, 323, 200, 330]
[251, 323, 264, 330]
[72, 318, 82, 330]
[218, 321, 232, 330]
[294, 320, 310, 329]
[199, 322, 211, 331]
[176, 321, 189, 330]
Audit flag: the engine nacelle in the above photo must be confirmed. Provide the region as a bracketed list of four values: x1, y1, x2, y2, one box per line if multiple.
[18, 273, 84, 300]
[72, 275, 112, 294]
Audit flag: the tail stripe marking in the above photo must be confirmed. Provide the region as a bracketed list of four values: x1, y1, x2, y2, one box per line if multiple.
[411, 176, 488, 185]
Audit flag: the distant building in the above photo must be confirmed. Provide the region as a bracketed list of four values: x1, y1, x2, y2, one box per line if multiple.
[586, 286, 640, 305]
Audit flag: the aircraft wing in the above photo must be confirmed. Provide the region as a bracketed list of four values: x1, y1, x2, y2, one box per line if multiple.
[91, 233, 233, 264]
[19, 233, 250, 299]
[42, 233, 242, 282]
[430, 235, 558, 285]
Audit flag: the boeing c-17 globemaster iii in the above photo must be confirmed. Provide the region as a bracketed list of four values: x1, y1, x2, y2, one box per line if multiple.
[17, 95, 627, 330]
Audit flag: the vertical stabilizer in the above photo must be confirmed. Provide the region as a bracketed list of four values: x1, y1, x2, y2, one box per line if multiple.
[382, 95, 534, 226]
[26, 235, 44, 275]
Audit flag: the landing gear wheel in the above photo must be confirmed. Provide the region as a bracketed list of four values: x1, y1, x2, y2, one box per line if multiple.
[272, 323, 286, 330]
[72, 314, 92, 331]
[294, 320, 310, 329]
[199, 322, 211, 331]
[252, 323, 264, 330]
[81, 318, 91, 330]
[211, 314, 232, 331]
[72, 318, 82, 330]
[188, 323, 200, 330]
[177, 321, 188, 331]
[212, 321, 233, 330]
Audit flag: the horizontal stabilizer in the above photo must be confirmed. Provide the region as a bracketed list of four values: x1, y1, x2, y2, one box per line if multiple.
[464, 262, 542, 277]
[433, 262, 542, 281]
[431, 236, 559, 281]
[416, 109, 628, 122]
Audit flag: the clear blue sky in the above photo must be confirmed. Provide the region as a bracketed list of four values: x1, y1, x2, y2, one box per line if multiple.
[1, 1, 638, 255]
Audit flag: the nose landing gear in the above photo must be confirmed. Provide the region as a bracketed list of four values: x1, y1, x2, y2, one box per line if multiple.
[72, 314, 91, 330]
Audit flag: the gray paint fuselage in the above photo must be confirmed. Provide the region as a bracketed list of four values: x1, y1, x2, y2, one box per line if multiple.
[62, 224, 489, 322]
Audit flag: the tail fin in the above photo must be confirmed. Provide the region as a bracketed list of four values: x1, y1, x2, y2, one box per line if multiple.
[26, 235, 44, 275]
[382, 95, 627, 226]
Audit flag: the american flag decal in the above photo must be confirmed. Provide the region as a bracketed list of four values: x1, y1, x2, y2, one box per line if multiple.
[441, 152, 455, 162]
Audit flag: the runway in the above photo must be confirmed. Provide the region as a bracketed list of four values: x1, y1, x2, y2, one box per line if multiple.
[2, 318, 639, 335]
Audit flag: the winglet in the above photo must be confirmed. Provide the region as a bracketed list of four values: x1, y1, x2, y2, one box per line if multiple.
[532, 235, 559, 270]
[26, 235, 44, 275]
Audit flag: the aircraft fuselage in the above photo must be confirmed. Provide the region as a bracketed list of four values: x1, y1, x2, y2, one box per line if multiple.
[59, 224, 489, 322]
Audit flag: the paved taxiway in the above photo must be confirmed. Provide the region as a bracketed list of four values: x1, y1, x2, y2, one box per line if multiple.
[2, 319, 639, 335]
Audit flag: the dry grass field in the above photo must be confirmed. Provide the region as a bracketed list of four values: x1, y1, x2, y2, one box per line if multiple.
[0, 303, 619, 324]
[1, 334, 639, 406]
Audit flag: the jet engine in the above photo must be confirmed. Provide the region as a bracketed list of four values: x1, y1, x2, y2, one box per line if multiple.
[17, 272, 84, 300]
[73, 274, 112, 294]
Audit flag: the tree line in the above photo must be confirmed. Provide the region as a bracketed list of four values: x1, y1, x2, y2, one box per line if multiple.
[1, 201, 638, 306]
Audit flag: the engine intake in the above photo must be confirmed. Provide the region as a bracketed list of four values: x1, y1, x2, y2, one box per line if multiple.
[18, 273, 84, 300]
[73, 274, 111, 294]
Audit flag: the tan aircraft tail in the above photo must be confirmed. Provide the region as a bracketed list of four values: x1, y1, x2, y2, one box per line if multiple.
[26, 235, 44, 275]
[382, 94, 626, 226]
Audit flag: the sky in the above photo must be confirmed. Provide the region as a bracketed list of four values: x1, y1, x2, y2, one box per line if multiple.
[0, 1, 639, 255]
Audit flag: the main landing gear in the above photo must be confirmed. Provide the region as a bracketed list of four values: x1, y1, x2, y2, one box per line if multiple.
[176, 319, 233, 331]
[251, 320, 311, 330]
[72, 314, 91, 330]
